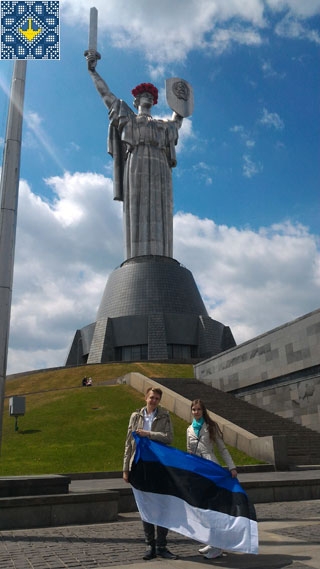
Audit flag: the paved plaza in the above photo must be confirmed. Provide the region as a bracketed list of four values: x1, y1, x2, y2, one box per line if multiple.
[0, 500, 319, 569]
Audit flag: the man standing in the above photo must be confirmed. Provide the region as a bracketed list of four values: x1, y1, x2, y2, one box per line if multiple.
[123, 386, 178, 560]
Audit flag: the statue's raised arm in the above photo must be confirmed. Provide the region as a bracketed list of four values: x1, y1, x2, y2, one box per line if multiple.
[84, 7, 116, 109]
[85, 50, 117, 110]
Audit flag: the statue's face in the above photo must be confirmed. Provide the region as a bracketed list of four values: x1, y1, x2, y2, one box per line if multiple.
[139, 92, 154, 107]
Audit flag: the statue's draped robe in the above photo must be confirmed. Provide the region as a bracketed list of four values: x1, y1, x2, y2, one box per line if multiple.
[108, 99, 179, 259]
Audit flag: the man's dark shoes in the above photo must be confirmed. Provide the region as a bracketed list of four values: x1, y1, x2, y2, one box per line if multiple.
[157, 547, 178, 559]
[143, 545, 156, 560]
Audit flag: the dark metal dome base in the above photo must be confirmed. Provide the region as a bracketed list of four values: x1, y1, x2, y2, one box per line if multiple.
[66, 256, 235, 364]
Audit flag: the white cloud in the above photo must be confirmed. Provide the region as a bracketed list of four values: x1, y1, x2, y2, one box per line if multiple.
[209, 25, 263, 54]
[259, 107, 285, 130]
[230, 125, 245, 134]
[230, 128, 259, 174]
[261, 59, 286, 78]
[7, 348, 69, 377]
[7, 173, 123, 373]
[242, 154, 263, 177]
[230, 124, 256, 148]
[6, 174, 320, 374]
[266, 0, 320, 19]
[173, 213, 320, 344]
[192, 161, 215, 185]
[62, 0, 220, 63]
[176, 118, 195, 153]
[59, 0, 320, 67]
[214, 0, 266, 25]
[275, 14, 320, 43]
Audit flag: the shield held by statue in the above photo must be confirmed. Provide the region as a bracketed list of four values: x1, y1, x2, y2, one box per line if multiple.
[166, 77, 194, 118]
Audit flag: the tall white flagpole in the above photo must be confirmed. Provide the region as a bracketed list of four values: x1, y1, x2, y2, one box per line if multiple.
[0, 60, 27, 454]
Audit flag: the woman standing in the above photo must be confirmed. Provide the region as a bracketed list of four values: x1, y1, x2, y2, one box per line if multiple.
[187, 399, 238, 559]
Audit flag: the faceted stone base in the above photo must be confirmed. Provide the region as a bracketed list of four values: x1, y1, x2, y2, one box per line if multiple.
[66, 256, 235, 365]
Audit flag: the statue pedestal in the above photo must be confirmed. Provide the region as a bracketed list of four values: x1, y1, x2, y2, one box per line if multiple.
[66, 256, 235, 364]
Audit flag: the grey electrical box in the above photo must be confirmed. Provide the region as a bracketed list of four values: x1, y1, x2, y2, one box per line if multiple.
[9, 396, 26, 416]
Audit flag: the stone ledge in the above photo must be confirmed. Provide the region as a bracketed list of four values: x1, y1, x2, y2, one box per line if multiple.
[245, 480, 320, 504]
[0, 490, 119, 530]
[0, 475, 71, 497]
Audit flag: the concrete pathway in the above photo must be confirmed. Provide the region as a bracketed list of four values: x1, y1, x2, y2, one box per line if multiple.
[0, 500, 319, 569]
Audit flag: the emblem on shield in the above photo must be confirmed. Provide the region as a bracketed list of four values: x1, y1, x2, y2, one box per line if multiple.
[166, 78, 194, 118]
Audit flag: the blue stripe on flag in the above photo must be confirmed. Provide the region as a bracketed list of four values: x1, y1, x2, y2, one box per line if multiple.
[132, 432, 245, 494]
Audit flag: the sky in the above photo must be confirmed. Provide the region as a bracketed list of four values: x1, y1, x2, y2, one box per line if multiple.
[0, 0, 319, 375]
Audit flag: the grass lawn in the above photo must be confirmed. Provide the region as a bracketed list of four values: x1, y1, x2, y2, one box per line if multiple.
[1, 364, 263, 475]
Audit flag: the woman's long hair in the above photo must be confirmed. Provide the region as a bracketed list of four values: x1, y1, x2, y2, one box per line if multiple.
[191, 399, 223, 442]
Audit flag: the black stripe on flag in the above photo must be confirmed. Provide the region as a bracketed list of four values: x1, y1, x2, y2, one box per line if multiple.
[130, 458, 256, 521]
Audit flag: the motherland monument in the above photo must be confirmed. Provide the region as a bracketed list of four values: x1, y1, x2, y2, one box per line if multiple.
[66, 8, 235, 365]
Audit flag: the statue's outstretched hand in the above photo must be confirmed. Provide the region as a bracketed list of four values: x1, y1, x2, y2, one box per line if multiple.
[84, 49, 101, 72]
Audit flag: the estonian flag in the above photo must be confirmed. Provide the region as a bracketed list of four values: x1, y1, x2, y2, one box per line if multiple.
[129, 433, 258, 554]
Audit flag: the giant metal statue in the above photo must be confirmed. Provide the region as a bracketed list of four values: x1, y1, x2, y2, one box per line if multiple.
[65, 8, 235, 366]
[85, 8, 193, 260]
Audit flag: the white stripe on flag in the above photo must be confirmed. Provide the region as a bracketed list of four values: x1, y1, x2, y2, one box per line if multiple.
[132, 488, 259, 554]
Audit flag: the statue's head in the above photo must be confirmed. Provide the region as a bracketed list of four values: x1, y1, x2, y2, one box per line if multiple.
[132, 82, 158, 108]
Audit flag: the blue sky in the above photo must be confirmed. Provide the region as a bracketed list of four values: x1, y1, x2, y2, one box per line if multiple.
[0, 0, 319, 374]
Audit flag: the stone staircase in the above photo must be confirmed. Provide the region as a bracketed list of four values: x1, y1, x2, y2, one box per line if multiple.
[155, 377, 320, 467]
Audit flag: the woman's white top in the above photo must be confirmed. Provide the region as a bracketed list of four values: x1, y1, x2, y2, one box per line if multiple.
[187, 423, 236, 471]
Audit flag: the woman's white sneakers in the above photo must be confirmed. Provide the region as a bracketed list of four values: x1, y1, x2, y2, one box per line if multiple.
[199, 545, 223, 559]
[198, 545, 212, 554]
